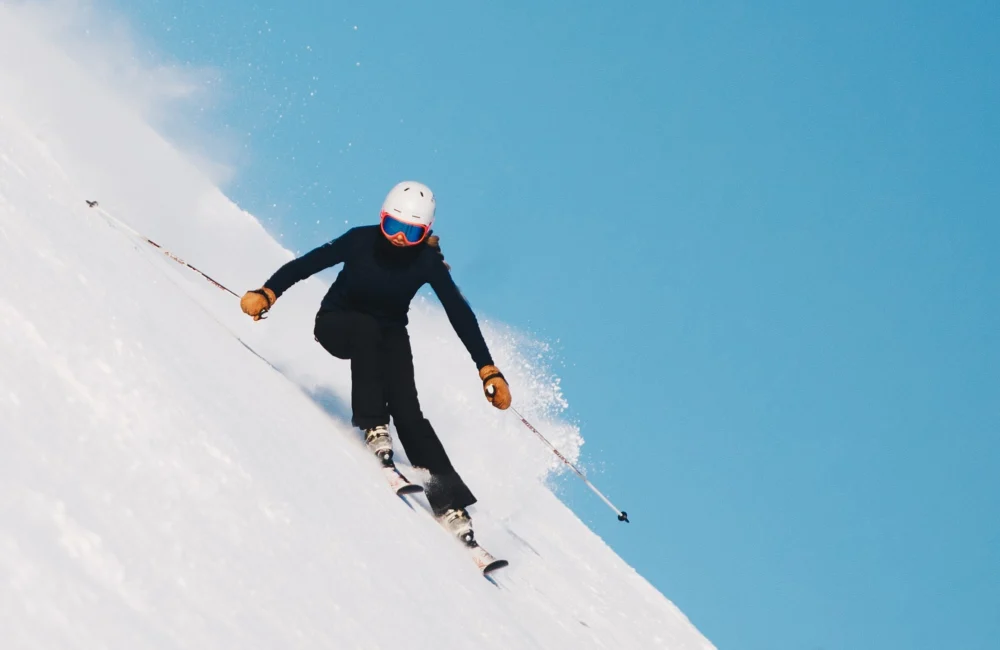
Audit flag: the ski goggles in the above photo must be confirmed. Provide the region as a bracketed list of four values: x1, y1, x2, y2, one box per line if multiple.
[380, 212, 429, 245]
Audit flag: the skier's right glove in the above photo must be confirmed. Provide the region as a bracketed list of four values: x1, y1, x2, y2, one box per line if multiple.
[240, 287, 276, 321]
[479, 365, 512, 410]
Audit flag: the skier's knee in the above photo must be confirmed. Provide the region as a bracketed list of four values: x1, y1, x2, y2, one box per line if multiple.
[314, 327, 350, 360]
[351, 314, 383, 346]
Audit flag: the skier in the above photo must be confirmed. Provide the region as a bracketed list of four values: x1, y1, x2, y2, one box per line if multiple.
[239, 181, 512, 542]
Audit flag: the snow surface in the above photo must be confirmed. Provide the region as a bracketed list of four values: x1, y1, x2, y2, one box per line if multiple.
[0, 5, 714, 649]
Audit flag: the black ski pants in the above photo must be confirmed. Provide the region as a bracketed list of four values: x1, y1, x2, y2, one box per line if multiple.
[314, 310, 476, 515]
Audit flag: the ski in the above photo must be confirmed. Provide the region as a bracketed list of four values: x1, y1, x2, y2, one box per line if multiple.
[437, 510, 509, 576]
[365, 428, 423, 497]
[463, 539, 509, 575]
[367, 432, 507, 575]
[377, 454, 423, 496]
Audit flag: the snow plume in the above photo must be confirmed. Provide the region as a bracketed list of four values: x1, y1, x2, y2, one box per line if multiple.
[0, 4, 713, 649]
[0, 0, 233, 185]
[4, 0, 215, 110]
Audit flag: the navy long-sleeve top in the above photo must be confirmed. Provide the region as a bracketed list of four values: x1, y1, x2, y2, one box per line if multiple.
[264, 225, 494, 369]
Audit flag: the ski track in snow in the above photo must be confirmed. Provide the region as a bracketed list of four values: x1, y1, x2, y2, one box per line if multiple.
[0, 5, 713, 650]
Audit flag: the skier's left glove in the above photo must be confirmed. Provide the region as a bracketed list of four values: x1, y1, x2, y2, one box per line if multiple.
[427, 233, 450, 270]
[479, 364, 512, 410]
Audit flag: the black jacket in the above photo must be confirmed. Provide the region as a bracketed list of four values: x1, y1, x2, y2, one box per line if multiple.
[265, 225, 493, 368]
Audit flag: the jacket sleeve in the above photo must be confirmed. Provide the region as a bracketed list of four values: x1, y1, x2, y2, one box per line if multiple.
[265, 230, 353, 297]
[428, 260, 494, 369]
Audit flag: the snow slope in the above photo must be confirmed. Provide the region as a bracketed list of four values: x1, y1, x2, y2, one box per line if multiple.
[0, 5, 714, 649]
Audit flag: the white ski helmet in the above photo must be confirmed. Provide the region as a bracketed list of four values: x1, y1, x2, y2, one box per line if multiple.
[380, 181, 436, 230]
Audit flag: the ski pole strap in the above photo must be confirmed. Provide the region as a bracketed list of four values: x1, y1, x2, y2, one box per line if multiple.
[250, 288, 274, 307]
[481, 370, 505, 385]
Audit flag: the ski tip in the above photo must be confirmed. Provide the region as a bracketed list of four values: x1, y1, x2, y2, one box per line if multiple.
[395, 484, 424, 495]
[482, 559, 509, 575]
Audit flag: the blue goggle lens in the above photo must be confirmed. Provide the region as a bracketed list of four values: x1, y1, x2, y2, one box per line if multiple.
[381, 215, 428, 243]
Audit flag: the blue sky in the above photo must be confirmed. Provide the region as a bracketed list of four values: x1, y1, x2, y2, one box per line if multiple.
[109, 1, 998, 648]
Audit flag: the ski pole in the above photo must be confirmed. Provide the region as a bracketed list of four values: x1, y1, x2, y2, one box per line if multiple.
[509, 407, 629, 523]
[91, 204, 240, 298]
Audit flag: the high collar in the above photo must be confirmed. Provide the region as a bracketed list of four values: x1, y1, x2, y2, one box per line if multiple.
[373, 231, 424, 267]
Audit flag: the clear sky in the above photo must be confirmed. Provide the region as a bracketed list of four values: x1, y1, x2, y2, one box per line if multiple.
[105, 1, 997, 648]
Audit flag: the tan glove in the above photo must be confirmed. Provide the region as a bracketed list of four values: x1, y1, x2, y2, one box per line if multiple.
[240, 287, 276, 321]
[479, 364, 511, 410]
[427, 234, 450, 270]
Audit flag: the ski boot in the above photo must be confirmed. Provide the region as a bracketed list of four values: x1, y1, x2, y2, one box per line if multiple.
[439, 508, 475, 545]
[365, 425, 422, 496]
[365, 425, 393, 463]
[439, 508, 509, 574]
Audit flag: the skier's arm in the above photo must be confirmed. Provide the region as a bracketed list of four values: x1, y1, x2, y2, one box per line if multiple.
[427, 257, 512, 410]
[240, 230, 353, 320]
[427, 261, 494, 369]
[264, 230, 353, 298]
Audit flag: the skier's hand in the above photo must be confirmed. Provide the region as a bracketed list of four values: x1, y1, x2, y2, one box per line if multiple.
[427, 233, 450, 270]
[479, 364, 511, 410]
[240, 287, 276, 321]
